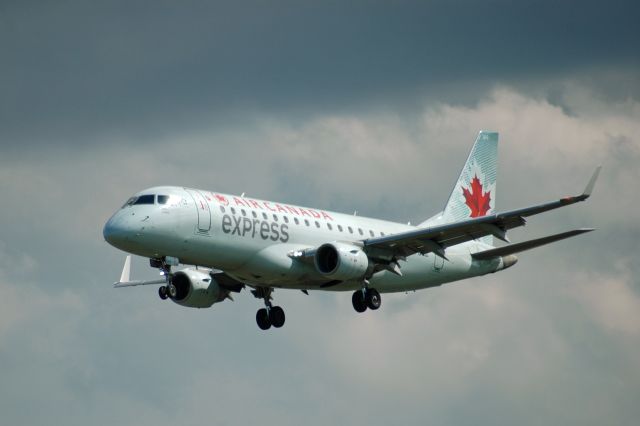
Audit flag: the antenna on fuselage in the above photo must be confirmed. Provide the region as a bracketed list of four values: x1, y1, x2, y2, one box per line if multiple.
[240, 192, 246, 198]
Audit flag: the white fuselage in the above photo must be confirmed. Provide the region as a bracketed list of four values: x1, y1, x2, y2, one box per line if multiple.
[103, 186, 506, 293]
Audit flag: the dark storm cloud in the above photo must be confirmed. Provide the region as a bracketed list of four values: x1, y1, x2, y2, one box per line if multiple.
[1, 0, 638, 149]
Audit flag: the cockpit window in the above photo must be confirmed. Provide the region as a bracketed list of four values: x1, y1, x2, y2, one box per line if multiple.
[122, 193, 181, 208]
[122, 197, 137, 208]
[133, 194, 155, 205]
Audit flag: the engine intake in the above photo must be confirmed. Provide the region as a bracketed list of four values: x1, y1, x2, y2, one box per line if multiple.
[315, 242, 370, 281]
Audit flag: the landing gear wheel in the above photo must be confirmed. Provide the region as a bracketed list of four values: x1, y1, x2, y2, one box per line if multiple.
[366, 288, 381, 310]
[256, 308, 271, 330]
[167, 284, 177, 299]
[270, 306, 285, 328]
[158, 286, 168, 300]
[352, 290, 367, 313]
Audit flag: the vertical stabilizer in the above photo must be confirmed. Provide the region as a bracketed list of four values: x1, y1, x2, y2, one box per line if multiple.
[438, 131, 498, 244]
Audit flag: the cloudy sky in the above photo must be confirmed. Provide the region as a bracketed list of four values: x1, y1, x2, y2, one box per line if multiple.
[1, 1, 639, 425]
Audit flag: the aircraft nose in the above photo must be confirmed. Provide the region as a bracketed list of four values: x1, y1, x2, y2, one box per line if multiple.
[103, 214, 128, 248]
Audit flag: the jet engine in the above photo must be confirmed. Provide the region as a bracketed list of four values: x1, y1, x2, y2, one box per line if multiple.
[170, 268, 229, 308]
[314, 242, 370, 281]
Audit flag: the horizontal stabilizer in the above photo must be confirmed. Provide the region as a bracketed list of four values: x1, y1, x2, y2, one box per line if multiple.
[471, 228, 594, 260]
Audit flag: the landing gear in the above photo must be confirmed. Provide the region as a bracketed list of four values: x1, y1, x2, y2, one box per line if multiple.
[255, 305, 286, 330]
[252, 287, 286, 330]
[256, 308, 271, 330]
[255, 306, 285, 329]
[158, 286, 169, 300]
[366, 288, 381, 310]
[158, 284, 176, 300]
[352, 286, 382, 313]
[152, 257, 177, 300]
[269, 306, 285, 328]
[167, 284, 177, 298]
[352, 290, 367, 313]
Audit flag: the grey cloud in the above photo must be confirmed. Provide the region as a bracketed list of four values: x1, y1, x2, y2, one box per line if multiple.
[1, 0, 639, 150]
[1, 4, 640, 424]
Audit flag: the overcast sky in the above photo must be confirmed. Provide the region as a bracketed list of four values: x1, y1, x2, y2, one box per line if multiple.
[1, 1, 639, 425]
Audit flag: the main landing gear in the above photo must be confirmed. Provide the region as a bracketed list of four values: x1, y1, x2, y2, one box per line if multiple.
[151, 257, 176, 300]
[252, 287, 285, 330]
[352, 283, 381, 313]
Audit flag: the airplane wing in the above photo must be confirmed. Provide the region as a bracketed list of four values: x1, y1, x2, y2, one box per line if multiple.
[363, 167, 600, 262]
[113, 255, 167, 288]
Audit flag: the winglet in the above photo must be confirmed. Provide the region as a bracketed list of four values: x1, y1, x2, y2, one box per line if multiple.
[582, 166, 601, 198]
[119, 255, 132, 283]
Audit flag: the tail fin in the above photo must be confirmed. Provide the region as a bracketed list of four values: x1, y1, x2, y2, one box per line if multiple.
[436, 131, 498, 244]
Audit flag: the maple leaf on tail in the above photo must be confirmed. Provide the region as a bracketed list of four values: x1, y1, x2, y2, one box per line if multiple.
[462, 175, 491, 217]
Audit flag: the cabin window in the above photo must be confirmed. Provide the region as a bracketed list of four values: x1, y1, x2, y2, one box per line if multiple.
[220, 206, 226, 213]
[294, 218, 299, 225]
[338, 225, 343, 232]
[369, 230, 375, 237]
[348, 226, 353, 234]
[262, 212, 268, 220]
[273, 214, 278, 222]
[327, 223, 332, 231]
[358, 228, 364, 235]
[284, 216, 289, 223]
[241, 209, 247, 216]
[305, 219, 310, 226]
[231, 207, 236, 214]
[252, 211, 257, 218]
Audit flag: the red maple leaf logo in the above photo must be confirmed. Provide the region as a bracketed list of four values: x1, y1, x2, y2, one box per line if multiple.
[462, 175, 491, 217]
[214, 194, 229, 206]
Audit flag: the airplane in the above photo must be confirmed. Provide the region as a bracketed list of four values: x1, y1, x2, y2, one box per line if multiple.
[103, 131, 600, 330]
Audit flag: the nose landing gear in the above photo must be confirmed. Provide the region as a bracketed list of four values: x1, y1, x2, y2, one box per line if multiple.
[151, 257, 177, 300]
[158, 286, 169, 300]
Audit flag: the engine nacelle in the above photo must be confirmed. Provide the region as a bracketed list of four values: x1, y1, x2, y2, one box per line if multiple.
[314, 242, 370, 281]
[171, 268, 229, 308]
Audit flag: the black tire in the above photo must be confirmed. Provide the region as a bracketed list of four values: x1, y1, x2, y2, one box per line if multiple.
[158, 286, 168, 300]
[167, 284, 177, 298]
[270, 306, 285, 328]
[256, 308, 271, 330]
[366, 288, 381, 310]
[352, 290, 367, 313]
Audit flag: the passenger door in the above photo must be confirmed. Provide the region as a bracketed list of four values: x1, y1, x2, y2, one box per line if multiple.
[186, 189, 211, 234]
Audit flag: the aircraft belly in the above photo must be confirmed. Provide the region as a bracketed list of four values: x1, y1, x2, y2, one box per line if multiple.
[369, 250, 501, 293]
[227, 243, 316, 284]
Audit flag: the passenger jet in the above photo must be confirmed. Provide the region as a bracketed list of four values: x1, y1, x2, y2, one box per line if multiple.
[103, 132, 599, 330]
